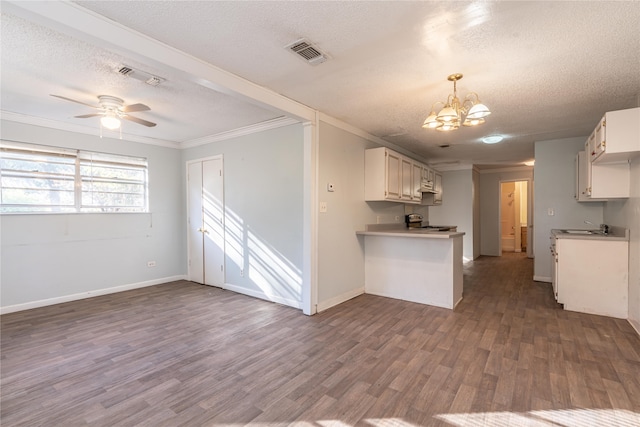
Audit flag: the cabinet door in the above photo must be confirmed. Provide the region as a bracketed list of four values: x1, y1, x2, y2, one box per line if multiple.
[412, 162, 423, 200]
[401, 157, 413, 200]
[386, 150, 401, 199]
[433, 173, 443, 204]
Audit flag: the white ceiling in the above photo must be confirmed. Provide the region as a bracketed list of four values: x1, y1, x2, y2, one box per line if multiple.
[1, 1, 639, 168]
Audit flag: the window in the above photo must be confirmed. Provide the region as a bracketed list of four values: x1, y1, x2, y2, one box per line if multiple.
[1, 141, 148, 213]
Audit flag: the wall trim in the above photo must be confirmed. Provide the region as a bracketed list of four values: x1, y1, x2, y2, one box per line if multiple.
[316, 287, 364, 313]
[628, 319, 640, 337]
[0, 275, 187, 314]
[223, 283, 302, 310]
[533, 275, 552, 283]
[180, 117, 299, 149]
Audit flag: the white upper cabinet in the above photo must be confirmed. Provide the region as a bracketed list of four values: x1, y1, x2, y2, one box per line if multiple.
[365, 147, 431, 204]
[579, 107, 639, 200]
[411, 162, 423, 201]
[401, 157, 413, 201]
[589, 107, 640, 163]
[365, 147, 400, 201]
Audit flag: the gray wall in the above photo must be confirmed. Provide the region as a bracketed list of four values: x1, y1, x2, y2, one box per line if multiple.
[182, 124, 305, 307]
[429, 168, 477, 261]
[532, 137, 604, 281]
[479, 168, 534, 257]
[1, 121, 184, 311]
[603, 156, 640, 332]
[317, 121, 410, 310]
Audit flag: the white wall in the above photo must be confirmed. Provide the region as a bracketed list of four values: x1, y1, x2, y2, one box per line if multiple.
[429, 168, 476, 261]
[479, 168, 534, 257]
[316, 121, 408, 311]
[0, 121, 185, 312]
[181, 124, 305, 308]
[532, 137, 604, 281]
[603, 156, 640, 333]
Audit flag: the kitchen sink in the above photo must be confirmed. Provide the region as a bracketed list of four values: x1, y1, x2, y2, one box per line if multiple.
[558, 229, 603, 235]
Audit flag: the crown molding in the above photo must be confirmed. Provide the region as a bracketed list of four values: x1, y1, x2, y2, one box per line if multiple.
[0, 110, 180, 149]
[180, 117, 300, 149]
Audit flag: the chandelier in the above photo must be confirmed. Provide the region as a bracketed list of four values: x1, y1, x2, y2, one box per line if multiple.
[422, 73, 491, 132]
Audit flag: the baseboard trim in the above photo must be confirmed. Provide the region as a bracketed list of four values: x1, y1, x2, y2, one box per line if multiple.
[533, 275, 552, 283]
[628, 318, 640, 337]
[0, 275, 188, 315]
[316, 287, 365, 313]
[223, 283, 302, 310]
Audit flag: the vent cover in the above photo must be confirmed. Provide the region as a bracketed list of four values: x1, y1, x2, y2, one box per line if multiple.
[117, 66, 134, 76]
[285, 38, 328, 65]
[115, 64, 165, 86]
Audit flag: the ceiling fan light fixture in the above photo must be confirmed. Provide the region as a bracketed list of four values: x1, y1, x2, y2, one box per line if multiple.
[101, 113, 121, 130]
[423, 73, 491, 132]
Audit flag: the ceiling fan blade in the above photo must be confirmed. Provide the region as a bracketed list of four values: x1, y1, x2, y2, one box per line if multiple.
[122, 103, 150, 113]
[50, 94, 98, 109]
[123, 115, 157, 127]
[74, 114, 102, 118]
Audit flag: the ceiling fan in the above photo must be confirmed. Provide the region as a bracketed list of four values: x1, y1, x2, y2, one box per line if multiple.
[50, 94, 156, 129]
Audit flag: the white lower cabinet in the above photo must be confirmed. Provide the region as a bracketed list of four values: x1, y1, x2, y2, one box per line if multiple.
[555, 237, 628, 318]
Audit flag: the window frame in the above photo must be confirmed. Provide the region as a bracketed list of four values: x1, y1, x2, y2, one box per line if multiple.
[1, 140, 149, 214]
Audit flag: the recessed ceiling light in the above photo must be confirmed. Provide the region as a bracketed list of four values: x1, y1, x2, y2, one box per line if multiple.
[482, 135, 503, 144]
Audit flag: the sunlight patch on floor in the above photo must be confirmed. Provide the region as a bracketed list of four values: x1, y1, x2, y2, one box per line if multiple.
[435, 408, 640, 426]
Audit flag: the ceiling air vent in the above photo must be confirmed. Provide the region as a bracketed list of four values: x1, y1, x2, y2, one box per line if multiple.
[117, 66, 134, 76]
[285, 38, 328, 65]
[115, 64, 165, 86]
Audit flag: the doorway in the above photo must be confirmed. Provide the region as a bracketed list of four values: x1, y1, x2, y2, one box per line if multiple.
[500, 180, 531, 256]
[187, 156, 225, 286]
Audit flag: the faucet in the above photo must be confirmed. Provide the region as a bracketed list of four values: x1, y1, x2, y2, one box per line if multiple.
[600, 223, 609, 234]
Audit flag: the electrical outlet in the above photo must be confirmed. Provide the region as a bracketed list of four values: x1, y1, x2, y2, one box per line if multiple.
[240, 269, 244, 277]
[547, 208, 554, 216]
[320, 202, 328, 213]
[147, 261, 156, 267]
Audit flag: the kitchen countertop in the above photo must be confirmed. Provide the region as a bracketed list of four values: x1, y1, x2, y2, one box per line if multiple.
[357, 223, 464, 239]
[551, 226, 629, 241]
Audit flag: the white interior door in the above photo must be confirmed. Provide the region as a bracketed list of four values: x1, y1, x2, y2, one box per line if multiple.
[187, 157, 224, 286]
[202, 158, 224, 286]
[188, 161, 204, 284]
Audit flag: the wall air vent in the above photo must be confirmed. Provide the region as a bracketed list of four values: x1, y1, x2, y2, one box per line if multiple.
[115, 64, 165, 86]
[285, 38, 328, 65]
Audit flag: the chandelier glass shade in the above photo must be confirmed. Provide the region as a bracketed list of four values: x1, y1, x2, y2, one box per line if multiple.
[422, 73, 490, 132]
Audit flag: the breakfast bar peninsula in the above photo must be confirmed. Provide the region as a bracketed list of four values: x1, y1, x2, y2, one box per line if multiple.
[356, 224, 464, 309]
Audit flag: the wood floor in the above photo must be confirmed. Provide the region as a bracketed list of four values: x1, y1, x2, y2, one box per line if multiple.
[2, 253, 639, 426]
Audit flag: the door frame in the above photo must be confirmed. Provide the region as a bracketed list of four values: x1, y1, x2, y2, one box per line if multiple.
[498, 178, 533, 257]
[186, 155, 225, 284]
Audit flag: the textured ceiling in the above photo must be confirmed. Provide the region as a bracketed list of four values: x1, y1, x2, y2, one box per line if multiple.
[2, 1, 640, 167]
